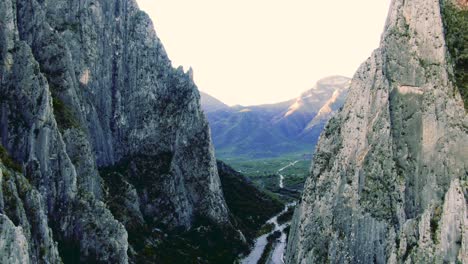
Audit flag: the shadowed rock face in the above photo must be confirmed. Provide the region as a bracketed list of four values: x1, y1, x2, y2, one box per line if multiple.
[286, 0, 467, 263]
[0, 0, 230, 262]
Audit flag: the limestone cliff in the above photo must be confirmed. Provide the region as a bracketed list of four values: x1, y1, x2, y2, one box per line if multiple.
[0, 0, 232, 262]
[286, 0, 467, 263]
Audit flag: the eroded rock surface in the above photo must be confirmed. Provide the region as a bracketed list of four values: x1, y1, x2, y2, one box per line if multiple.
[286, 0, 467, 263]
[0, 0, 232, 262]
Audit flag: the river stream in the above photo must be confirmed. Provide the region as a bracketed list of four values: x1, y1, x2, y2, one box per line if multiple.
[240, 203, 296, 264]
[277, 160, 300, 188]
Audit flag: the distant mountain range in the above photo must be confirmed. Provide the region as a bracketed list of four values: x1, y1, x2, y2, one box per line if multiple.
[201, 76, 351, 158]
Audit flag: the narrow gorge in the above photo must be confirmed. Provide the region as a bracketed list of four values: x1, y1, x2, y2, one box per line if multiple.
[0, 0, 466, 263]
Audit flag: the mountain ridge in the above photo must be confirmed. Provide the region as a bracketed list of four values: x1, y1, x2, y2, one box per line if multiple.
[202, 76, 350, 158]
[200, 91, 230, 113]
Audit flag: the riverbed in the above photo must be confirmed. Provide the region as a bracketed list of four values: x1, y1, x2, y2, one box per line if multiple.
[240, 203, 296, 264]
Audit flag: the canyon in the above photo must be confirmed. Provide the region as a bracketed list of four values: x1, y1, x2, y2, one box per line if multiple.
[0, 0, 466, 263]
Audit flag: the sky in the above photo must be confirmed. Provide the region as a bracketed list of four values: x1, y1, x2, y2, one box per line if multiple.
[136, 0, 392, 106]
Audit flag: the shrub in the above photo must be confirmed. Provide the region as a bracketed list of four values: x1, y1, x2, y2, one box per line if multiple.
[52, 97, 80, 131]
[441, 2, 468, 109]
[0, 145, 22, 172]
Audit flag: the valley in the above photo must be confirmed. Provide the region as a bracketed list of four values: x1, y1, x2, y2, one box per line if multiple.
[277, 160, 300, 189]
[201, 76, 350, 160]
[220, 155, 308, 202]
[200, 78, 353, 262]
[201, 77, 351, 202]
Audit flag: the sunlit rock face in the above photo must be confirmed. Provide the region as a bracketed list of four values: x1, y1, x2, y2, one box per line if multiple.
[285, 0, 467, 263]
[0, 0, 230, 262]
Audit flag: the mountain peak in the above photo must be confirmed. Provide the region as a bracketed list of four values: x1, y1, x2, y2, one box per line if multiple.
[200, 91, 230, 113]
[283, 76, 350, 119]
[202, 75, 351, 159]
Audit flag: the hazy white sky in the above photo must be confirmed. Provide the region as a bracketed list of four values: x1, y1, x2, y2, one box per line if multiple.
[136, 0, 392, 106]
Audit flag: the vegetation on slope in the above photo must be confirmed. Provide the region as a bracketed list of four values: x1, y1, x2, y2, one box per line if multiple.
[99, 157, 283, 263]
[52, 97, 80, 131]
[217, 160, 284, 241]
[100, 153, 248, 264]
[0, 145, 22, 172]
[150, 217, 249, 264]
[258, 231, 282, 264]
[441, 1, 468, 109]
[150, 159, 287, 264]
[277, 206, 295, 225]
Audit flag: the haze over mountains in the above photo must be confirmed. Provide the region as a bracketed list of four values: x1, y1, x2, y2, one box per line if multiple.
[201, 76, 351, 158]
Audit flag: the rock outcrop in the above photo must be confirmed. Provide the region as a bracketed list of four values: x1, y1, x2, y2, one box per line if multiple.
[0, 0, 232, 262]
[286, 0, 467, 263]
[0, 156, 61, 263]
[0, 214, 30, 264]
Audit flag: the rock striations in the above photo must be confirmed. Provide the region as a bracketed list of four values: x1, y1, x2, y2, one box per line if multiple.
[286, 0, 467, 263]
[0, 0, 233, 263]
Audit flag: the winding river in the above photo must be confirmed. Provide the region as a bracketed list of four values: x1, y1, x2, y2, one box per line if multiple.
[277, 160, 300, 189]
[240, 203, 296, 264]
[241, 160, 301, 263]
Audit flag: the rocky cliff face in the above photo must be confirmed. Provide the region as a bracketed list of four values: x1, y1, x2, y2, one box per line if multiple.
[286, 0, 467, 263]
[0, 0, 232, 262]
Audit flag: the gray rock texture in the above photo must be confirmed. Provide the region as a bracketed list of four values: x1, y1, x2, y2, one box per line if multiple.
[0, 214, 30, 264]
[285, 0, 467, 263]
[0, 161, 61, 263]
[0, 0, 230, 262]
